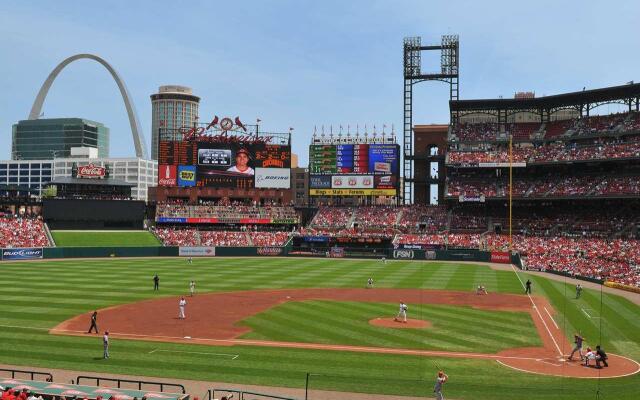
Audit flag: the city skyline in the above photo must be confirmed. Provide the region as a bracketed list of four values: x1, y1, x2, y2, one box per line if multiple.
[1, 0, 639, 165]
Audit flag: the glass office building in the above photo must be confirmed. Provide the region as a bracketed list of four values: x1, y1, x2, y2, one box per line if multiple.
[0, 160, 52, 197]
[11, 118, 109, 160]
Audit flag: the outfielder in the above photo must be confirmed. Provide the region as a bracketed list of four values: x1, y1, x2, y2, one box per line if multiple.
[367, 277, 374, 289]
[395, 301, 408, 323]
[189, 280, 196, 296]
[178, 297, 187, 319]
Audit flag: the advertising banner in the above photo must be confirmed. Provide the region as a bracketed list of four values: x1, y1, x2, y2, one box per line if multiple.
[393, 249, 415, 259]
[309, 189, 396, 196]
[374, 175, 397, 189]
[331, 175, 374, 189]
[491, 251, 511, 264]
[178, 246, 216, 257]
[158, 165, 177, 186]
[309, 175, 332, 189]
[2, 247, 44, 261]
[76, 163, 106, 179]
[255, 168, 290, 188]
[257, 247, 283, 256]
[177, 165, 197, 187]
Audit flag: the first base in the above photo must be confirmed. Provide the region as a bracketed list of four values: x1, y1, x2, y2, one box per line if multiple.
[184, 336, 191, 339]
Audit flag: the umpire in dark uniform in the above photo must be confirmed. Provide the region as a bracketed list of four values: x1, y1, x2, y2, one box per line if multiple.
[87, 311, 98, 333]
[153, 274, 160, 291]
[525, 279, 532, 294]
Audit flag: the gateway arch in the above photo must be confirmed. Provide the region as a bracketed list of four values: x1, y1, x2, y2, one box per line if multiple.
[28, 53, 148, 159]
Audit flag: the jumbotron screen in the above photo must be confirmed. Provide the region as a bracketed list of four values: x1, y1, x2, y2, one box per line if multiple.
[308, 144, 399, 196]
[158, 140, 291, 189]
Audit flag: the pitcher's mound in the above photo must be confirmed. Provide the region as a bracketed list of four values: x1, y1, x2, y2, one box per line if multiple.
[369, 317, 432, 329]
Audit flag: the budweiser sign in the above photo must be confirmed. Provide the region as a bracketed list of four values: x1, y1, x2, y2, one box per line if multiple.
[77, 164, 106, 179]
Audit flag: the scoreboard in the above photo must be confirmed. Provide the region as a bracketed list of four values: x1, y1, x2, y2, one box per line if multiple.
[309, 144, 399, 175]
[309, 144, 399, 196]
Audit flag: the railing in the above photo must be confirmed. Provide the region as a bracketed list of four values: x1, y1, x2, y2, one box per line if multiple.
[0, 367, 53, 381]
[208, 388, 298, 400]
[75, 376, 186, 394]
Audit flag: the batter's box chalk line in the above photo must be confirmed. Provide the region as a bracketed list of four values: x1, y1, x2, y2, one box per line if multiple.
[148, 349, 239, 359]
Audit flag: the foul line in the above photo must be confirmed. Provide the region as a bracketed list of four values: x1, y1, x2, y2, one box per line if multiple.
[148, 349, 239, 359]
[543, 307, 559, 329]
[582, 308, 592, 319]
[511, 265, 563, 356]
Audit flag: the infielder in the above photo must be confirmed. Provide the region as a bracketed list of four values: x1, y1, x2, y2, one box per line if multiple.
[103, 331, 110, 359]
[366, 277, 374, 289]
[395, 301, 408, 323]
[178, 297, 187, 319]
[434, 371, 448, 400]
[189, 280, 196, 296]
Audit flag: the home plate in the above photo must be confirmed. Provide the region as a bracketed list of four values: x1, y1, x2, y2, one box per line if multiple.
[184, 336, 191, 339]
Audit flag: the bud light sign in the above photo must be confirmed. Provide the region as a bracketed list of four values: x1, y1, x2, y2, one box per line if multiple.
[2, 247, 44, 260]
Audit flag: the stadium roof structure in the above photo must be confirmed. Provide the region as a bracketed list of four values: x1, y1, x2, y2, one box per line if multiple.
[50, 177, 135, 186]
[450, 82, 640, 118]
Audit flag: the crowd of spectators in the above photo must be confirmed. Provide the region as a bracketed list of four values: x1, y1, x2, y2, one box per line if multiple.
[310, 207, 354, 228]
[447, 138, 640, 165]
[450, 112, 640, 142]
[153, 228, 291, 247]
[0, 215, 50, 248]
[156, 202, 298, 222]
[446, 174, 640, 198]
[353, 207, 401, 228]
[393, 232, 640, 287]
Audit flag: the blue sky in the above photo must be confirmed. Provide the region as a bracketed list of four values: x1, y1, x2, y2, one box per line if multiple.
[1, 0, 639, 164]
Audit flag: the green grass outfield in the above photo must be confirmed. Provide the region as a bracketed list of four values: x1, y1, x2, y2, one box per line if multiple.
[51, 231, 161, 247]
[0, 257, 638, 399]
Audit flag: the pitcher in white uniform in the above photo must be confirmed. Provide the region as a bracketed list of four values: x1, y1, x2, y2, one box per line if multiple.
[394, 301, 408, 323]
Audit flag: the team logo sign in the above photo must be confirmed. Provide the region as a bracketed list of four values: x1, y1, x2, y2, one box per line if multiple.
[393, 250, 414, 259]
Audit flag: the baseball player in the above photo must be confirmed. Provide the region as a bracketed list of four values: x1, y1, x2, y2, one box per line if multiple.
[575, 284, 583, 299]
[153, 274, 160, 291]
[381, 256, 387, 264]
[87, 310, 98, 334]
[367, 277, 374, 289]
[188, 257, 193, 265]
[568, 333, 585, 361]
[434, 371, 448, 400]
[394, 301, 408, 323]
[189, 280, 196, 296]
[102, 331, 110, 359]
[178, 297, 187, 319]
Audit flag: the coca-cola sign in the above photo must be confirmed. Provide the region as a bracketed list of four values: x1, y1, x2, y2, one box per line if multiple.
[77, 164, 106, 179]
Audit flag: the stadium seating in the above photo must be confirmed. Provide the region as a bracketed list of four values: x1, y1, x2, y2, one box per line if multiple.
[156, 203, 298, 221]
[393, 232, 640, 287]
[0, 216, 50, 248]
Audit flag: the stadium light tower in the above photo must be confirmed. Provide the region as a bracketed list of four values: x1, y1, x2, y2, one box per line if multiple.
[403, 35, 459, 204]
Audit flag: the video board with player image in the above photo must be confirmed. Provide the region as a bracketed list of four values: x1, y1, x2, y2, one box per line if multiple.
[158, 140, 291, 189]
[308, 144, 399, 196]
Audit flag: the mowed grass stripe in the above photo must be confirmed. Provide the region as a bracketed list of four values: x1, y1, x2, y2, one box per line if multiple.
[240, 300, 541, 353]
